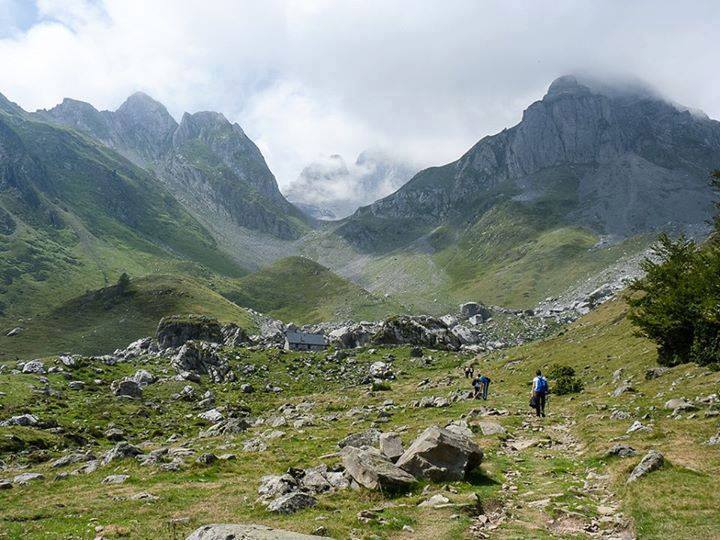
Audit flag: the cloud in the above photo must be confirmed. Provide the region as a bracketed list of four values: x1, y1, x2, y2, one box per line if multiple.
[0, 0, 718, 189]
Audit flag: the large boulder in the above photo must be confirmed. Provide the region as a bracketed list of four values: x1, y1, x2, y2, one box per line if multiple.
[396, 425, 483, 481]
[156, 315, 223, 349]
[171, 341, 236, 383]
[337, 428, 382, 449]
[221, 324, 249, 347]
[186, 524, 327, 539]
[328, 323, 378, 349]
[372, 316, 460, 350]
[111, 378, 142, 398]
[342, 447, 417, 492]
[267, 492, 317, 514]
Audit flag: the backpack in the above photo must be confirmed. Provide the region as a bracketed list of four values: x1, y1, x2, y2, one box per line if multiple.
[536, 376, 548, 394]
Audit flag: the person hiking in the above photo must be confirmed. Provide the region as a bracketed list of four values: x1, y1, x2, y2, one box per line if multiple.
[464, 366, 472, 378]
[479, 374, 491, 400]
[471, 375, 482, 399]
[530, 369, 548, 417]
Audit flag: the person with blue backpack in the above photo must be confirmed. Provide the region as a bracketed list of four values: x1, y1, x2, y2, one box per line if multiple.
[531, 369, 549, 417]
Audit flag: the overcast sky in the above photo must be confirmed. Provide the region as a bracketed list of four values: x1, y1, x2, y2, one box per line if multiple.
[0, 0, 718, 189]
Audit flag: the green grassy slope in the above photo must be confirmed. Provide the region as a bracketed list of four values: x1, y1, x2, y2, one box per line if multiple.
[0, 274, 256, 360]
[1, 299, 717, 538]
[222, 256, 405, 324]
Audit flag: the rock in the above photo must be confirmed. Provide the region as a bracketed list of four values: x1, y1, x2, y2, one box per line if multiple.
[2, 413, 38, 427]
[459, 302, 491, 320]
[342, 447, 417, 492]
[645, 367, 669, 380]
[156, 315, 223, 349]
[186, 523, 326, 539]
[605, 444, 637, 458]
[627, 450, 664, 483]
[372, 316, 461, 350]
[221, 323, 249, 347]
[0, 480, 11, 490]
[327, 323, 378, 349]
[368, 361, 394, 380]
[102, 474, 129, 484]
[131, 369, 156, 385]
[22, 360, 45, 374]
[6, 326, 23, 337]
[267, 492, 317, 514]
[111, 378, 142, 398]
[241, 383, 255, 394]
[477, 421, 506, 436]
[337, 428, 382, 449]
[419, 494, 450, 507]
[409, 346, 423, 357]
[243, 438, 268, 452]
[445, 420, 474, 438]
[197, 408, 224, 424]
[58, 355, 78, 368]
[51, 452, 96, 468]
[199, 418, 251, 437]
[13, 472, 44, 484]
[105, 428, 126, 441]
[612, 383, 635, 397]
[396, 425, 483, 482]
[196, 453, 218, 465]
[664, 398, 698, 413]
[171, 341, 236, 383]
[102, 442, 143, 465]
[258, 474, 298, 501]
[708, 433, 720, 445]
[627, 421, 651, 433]
[379, 432, 404, 462]
[68, 381, 85, 390]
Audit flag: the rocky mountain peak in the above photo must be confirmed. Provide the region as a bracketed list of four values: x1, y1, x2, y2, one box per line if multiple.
[115, 92, 177, 140]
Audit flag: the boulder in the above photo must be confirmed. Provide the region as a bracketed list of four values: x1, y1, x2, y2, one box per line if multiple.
[156, 315, 223, 349]
[13, 472, 44, 484]
[627, 450, 664, 483]
[197, 408, 224, 424]
[2, 414, 38, 427]
[22, 360, 45, 374]
[172, 341, 236, 383]
[645, 367, 669, 380]
[379, 432, 404, 462]
[111, 378, 142, 398]
[664, 398, 698, 413]
[342, 447, 417, 492]
[605, 444, 637, 458]
[612, 383, 635, 397]
[102, 474, 129, 484]
[328, 324, 378, 349]
[221, 323, 249, 347]
[396, 425, 483, 482]
[102, 442, 143, 465]
[6, 326, 23, 337]
[131, 369, 156, 386]
[477, 421, 506, 436]
[337, 428, 382, 449]
[369, 361, 394, 380]
[459, 302, 491, 320]
[186, 523, 326, 539]
[267, 492, 317, 514]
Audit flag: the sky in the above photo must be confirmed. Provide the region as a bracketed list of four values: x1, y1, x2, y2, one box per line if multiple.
[0, 0, 718, 190]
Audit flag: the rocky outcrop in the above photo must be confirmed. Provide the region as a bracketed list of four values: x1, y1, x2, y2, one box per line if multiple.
[372, 316, 460, 350]
[171, 341, 236, 383]
[156, 315, 223, 349]
[396, 425, 483, 482]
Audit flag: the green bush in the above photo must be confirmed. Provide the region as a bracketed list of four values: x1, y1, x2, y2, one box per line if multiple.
[548, 364, 583, 395]
[371, 381, 392, 391]
[628, 171, 720, 367]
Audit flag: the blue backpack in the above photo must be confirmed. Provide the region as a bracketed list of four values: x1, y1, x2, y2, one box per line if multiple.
[536, 376, 548, 394]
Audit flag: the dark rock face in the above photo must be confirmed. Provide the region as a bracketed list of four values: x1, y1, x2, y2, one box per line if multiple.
[156, 315, 223, 349]
[338, 74, 720, 249]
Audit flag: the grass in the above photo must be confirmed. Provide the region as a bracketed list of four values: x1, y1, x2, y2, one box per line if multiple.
[222, 256, 406, 324]
[1, 298, 719, 538]
[0, 274, 256, 360]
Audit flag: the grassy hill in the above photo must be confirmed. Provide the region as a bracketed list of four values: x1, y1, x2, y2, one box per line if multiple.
[223, 256, 405, 324]
[0, 274, 256, 360]
[1, 299, 718, 538]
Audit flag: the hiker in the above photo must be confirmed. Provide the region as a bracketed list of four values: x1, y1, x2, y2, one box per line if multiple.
[479, 374, 491, 400]
[530, 369, 548, 417]
[471, 375, 482, 399]
[464, 366, 472, 378]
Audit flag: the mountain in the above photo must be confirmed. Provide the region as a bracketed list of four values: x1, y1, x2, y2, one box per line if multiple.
[316, 75, 720, 310]
[0, 92, 255, 326]
[285, 150, 417, 220]
[40, 93, 310, 256]
[221, 256, 405, 324]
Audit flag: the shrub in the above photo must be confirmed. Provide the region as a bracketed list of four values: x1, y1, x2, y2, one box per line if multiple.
[548, 364, 583, 395]
[371, 381, 392, 391]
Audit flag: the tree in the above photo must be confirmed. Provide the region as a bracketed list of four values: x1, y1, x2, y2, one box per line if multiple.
[117, 272, 131, 294]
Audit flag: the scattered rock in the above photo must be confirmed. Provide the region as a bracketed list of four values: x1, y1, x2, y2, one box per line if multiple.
[22, 360, 46, 374]
[2, 414, 38, 427]
[102, 474, 129, 484]
[186, 523, 326, 539]
[102, 442, 143, 465]
[477, 421, 506, 436]
[13, 472, 44, 484]
[605, 444, 637, 458]
[419, 494, 451, 507]
[267, 492, 317, 514]
[664, 398, 698, 413]
[645, 367, 669, 380]
[338, 428, 382, 449]
[6, 326, 23, 337]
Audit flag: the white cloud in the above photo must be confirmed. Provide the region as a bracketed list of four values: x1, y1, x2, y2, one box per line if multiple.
[0, 0, 718, 189]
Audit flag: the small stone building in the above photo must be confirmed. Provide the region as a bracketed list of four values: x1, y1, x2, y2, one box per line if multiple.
[284, 331, 326, 352]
